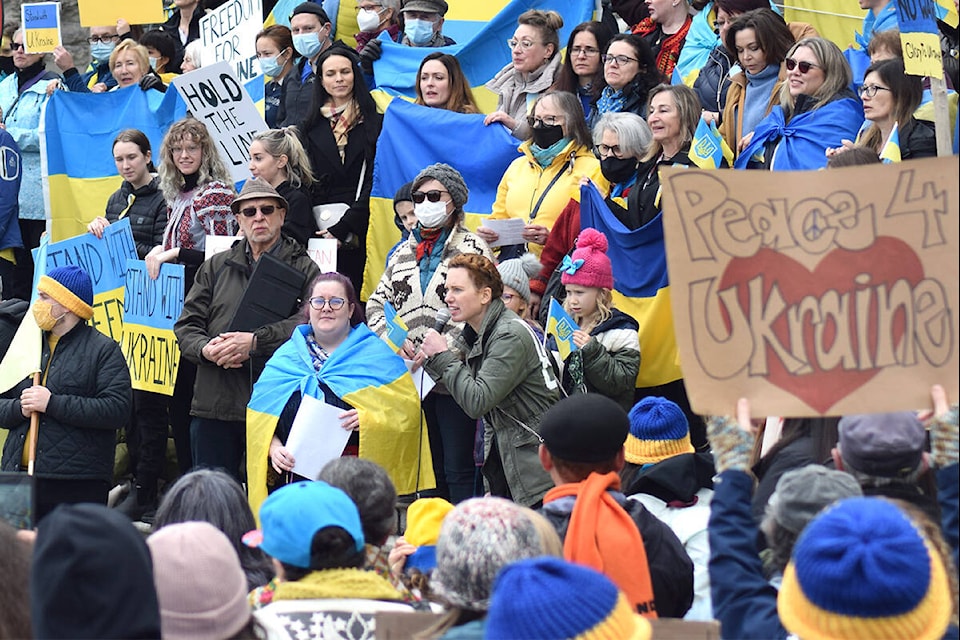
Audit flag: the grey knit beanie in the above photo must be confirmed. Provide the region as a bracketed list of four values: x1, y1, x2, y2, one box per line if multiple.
[497, 253, 541, 304]
[432, 497, 545, 612]
[767, 464, 863, 534]
[413, 163, 469, 209]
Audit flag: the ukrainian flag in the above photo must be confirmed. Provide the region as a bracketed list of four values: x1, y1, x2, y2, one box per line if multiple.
[247, 323, 434, 515]
[41, 86, 184, 242]
[361, 98, 521, 299]
[689, 117, 733, 169]
[784, 0, 863, 49]
[382, 300, 409, 352]
[879, 121, 901, 163]
[545, 297, 578, 360]
[672, 3, 719, 87]
[578, 181, 682, 389]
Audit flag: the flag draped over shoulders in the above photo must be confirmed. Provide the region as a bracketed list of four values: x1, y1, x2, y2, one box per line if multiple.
[578, 182, 682, 389]
[734, 97, 864, 171]
[41, 86, 184, 242]
[362, 99, 520, 298]
[247, 323, 434, 516]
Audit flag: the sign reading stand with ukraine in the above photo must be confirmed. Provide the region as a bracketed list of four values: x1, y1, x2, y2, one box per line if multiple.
[122, 261, 185, 396]
[21, 2, 61, 53]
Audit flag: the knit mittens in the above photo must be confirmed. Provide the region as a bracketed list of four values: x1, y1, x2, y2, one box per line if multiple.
[706, 414, 754, 473]
[929, 403, 959, 468]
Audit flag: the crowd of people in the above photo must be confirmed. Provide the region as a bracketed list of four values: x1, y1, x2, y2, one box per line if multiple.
[0, 0, 958, 637]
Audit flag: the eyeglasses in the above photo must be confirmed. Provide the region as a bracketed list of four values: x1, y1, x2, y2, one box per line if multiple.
[239, 205, 279, 217]
[87, 34, 121, 43]
[508, 38, 540, 50]
[594, 143, 623, 158]
[11, 42, 25, 52]
[502, 293, 516, 302]
[411, 189, 449, 203]
[859, 84, 893, 98]
[171, 144, 202, 156]
[602, 53, 638, 66]
[356, 3, 383, 11]
[526, 115, 564, 128]
[785, 58, 821, 74]
[309, 296, 346, 310]
[570, 46, 600, 57]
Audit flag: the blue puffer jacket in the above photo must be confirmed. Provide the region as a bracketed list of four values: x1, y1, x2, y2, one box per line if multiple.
[693, 45, 733, 115]
[0, 128, 23, 252]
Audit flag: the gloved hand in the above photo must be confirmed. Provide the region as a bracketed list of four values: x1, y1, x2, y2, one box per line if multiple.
[139, 73, 166, 93]
[928, 384, 959, 468]
[359, 38, 383, 75]
[706, 398, 755, 474]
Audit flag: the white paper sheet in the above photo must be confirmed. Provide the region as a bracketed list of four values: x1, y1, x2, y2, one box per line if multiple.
[404, 360, 436, 400]
[482, 218, 526, 247]
[285, 395, 352, 481]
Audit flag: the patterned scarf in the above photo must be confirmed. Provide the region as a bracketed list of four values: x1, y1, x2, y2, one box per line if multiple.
[596, 85, 627, 117]
[632, 14, 692, 78]
[305, 333, 330, 372]
[320, 99, 361, 162]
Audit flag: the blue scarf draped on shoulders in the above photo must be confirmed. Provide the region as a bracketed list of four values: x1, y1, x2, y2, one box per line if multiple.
[734, 95, 864, 171]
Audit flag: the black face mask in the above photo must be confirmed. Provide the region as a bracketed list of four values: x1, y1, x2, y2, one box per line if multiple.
[600, 155, 638, 184]
[0, 56, 15, 77]
[531, 123, 565, 149]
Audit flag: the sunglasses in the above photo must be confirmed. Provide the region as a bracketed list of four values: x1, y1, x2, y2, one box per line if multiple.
[309, 296, 346, 310]
[239, 205, 279, 217]
[785, 58, 821, 74]
[411, 190, 449, 203]
[11, 42, 25, 52]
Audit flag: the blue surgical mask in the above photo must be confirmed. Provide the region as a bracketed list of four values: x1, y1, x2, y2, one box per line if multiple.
[293, 32, 323, 58]
[258, 49, 287, 77]
[404, 18, 435, 46]
[90, 41, 115, 63]
[149, 57, 159, 70]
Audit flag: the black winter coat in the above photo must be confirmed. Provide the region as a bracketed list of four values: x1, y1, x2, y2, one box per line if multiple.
[0, 323, 131, 481]
[104, 176, 167, 259]
[693, 45, 733, 115]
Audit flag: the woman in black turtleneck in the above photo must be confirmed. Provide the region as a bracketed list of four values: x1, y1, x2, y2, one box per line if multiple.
[0, 28, 61, 299]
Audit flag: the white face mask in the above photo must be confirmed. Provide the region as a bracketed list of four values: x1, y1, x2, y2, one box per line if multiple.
[414, 199, 449, 229]
[357, 8, 383, 32]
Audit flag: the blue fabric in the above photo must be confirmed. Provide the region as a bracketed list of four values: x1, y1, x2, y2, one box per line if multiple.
[735, 96, 864, 171]
[707, 470, 787, 640]
[856, 2, 899, 50]
[413, 226, 449, 293]
[937, 464, 959, 576]
[530, 137, 570, 168]
[63, 61, 117, 93]
[595, 85, 627, 118]
[741, 65, 780, 137]
[0, 128, 22, 251]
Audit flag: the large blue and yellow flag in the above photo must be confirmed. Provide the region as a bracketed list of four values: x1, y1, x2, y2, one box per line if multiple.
[689, 117, 733, 169]
[41, 86, 184, 242]
[545, 297, 579, 361]
[361, 98, 521, 298]
[247, 323, 434, 515]
[578, 182, 682, 389]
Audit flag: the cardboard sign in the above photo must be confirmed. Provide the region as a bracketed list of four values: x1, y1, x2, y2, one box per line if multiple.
[121, 261, 184, 395]
[659, 157, 959, 417]
[171, 62, 268, 184]
[199, 0, 264, 85]
[77, 0, 165, 28]
[21, 2, 61, 53]
[895, 0, 944, 76]
[306, 238, 338, 273]
[45, 219, 137, 342]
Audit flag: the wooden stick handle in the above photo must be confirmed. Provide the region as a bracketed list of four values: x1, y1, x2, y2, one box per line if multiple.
[26, 372, 41, 476]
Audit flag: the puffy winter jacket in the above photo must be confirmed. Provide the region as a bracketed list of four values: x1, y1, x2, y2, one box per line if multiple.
[104, 176, 167, 259]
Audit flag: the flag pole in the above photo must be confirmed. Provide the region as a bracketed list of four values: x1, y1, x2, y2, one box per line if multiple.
[26, 372, 41, 476]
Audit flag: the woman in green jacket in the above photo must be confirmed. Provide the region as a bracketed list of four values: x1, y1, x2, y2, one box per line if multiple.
[420, 254, 561, 508]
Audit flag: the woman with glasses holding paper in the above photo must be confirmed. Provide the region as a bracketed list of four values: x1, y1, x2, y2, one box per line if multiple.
[591, 34, 663, 123]
[484, 10, 565, 140]
[735, 37, 864, 170]
[477, 91, 605, 259]
[366, 164, 493, 504]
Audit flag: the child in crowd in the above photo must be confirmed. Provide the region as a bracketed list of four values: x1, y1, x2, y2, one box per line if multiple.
[554, 228, 640, 411]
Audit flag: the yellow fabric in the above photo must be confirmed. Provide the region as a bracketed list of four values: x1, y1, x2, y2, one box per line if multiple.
[783, 0, 862, 49]
[37, 275, 94, 320]
[48, 174, 122, 242]
[0, 248, 15, 264]
[778, 544, 951, 640]
[404, 498, 454, 547]
[490, 140, 607, 257]
[612, 288, 682, 388]
[573, 594, 652, 640]
[624, 433, 694, 465]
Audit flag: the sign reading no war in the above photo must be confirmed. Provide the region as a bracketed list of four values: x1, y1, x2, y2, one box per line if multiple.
[660, 157, 959, 417]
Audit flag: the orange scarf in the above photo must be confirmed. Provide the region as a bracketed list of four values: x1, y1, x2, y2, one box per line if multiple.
[544, 472, 658, 617]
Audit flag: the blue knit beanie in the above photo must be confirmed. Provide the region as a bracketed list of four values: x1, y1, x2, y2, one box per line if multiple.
[485, 557, 651, 640]
[624, 396, 693, 465]
[38, 265, 95, 320]
[778, 497, 951, 640]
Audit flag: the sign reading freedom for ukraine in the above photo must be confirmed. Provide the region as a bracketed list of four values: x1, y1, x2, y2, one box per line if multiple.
[896, 0, 944, 76]
[659, 157, 959, 417]
[45, 219, 137, 342]
[199, 0, 264, 100]
[21, 2, 62, 53]
[122, 261, 185, 395]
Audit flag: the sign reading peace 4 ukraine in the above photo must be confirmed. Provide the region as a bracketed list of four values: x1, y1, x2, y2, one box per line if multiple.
[895, 0, 943, 76]
[21, 2, 62, 54]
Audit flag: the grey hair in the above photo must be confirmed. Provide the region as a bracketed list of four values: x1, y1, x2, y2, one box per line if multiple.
[592, 112, 653, 159]
[318, 458, 397, 546]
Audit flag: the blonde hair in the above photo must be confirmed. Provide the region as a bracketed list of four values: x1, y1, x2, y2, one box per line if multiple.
[250, 127, 315, 189]
[517, 9, 564, 60]
[564, 287, 614, 334]
[778, 37, 852, 119]
[109, 38, 150, 77]
[158, 118, 234, 202]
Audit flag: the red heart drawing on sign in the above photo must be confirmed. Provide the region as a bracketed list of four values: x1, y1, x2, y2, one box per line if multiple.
[717, 236, 925, 413]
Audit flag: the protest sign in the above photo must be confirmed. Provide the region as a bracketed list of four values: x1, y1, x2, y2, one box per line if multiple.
[45, 219, 137, 342]
[77, 0, 164, 27]
[204, 234, 242, 260]
[121, 261, 184, 395]
[171, 62, 267, 184]
[21, 2, 61, 53]
[895, 0, 943, 76]
[199, 0, 263, 85]
[659, 157, 959, 416]
[306, 238, 338, 273]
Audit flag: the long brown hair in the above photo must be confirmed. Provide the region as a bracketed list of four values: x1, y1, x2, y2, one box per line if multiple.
[414, 52, 480, 114]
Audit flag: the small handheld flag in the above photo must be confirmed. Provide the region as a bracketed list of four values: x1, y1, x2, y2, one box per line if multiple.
[382, 301, 409, 353]
[545, 297, 579, 361]
[689, 117, 733, 169]
[879, 121, 901, 164]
